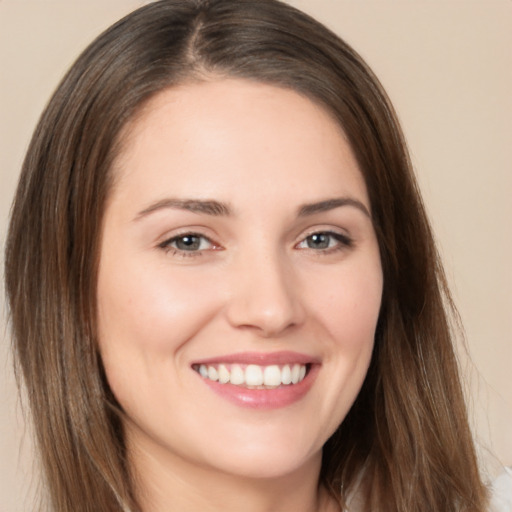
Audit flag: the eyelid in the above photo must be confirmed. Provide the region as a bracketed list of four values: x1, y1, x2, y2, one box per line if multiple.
[156, 226, 353, 257]
[295, 228, 353, 252]
[158, 230, 222, 255]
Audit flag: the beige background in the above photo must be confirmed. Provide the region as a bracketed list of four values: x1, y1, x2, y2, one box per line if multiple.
[1, 1, 510, 510]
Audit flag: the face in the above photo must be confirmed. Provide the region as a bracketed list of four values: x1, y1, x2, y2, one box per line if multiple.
[97, 79, 382, 481]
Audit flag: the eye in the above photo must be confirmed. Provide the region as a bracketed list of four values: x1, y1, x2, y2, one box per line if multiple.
[296, 231, 352, 252]
[159, 233, 216, 254]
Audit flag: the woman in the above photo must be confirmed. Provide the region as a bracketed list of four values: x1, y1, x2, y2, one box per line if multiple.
[4, 0, 490, 510]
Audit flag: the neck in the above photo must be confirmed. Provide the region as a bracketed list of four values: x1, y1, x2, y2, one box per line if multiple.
[128, 434, 340, 512]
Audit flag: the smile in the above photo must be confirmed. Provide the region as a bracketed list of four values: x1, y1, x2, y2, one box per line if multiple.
[193, 363, 308, 388]
[191, 352, 319, 409]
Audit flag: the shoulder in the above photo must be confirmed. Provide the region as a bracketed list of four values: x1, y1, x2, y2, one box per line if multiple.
[489, 467, 512, 512]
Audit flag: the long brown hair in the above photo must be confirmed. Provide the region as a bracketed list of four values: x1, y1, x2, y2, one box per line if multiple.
[5, 1, 488, 510]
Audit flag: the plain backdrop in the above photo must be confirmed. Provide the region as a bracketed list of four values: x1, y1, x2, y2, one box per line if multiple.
[1, 1, 511, 510]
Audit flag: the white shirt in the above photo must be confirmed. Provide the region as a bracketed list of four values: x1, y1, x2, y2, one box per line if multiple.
[490, 467, 512, 512]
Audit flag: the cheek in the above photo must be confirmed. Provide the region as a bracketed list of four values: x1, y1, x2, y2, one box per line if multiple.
[312, 259, 383, 349]
[97, 261, 221, 357]
[95, 263, 223, 419]
[305, 257, 382, 423]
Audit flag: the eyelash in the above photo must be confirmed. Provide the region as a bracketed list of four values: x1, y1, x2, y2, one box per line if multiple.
[158, 230, 353, 258]
[296, 231, 353, 254]
[158, 232, 216, 257]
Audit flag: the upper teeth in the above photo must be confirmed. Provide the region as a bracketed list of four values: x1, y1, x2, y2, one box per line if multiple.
[196, 363, 307, 387]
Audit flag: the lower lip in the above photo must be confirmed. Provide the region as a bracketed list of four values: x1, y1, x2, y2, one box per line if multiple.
[196, 365, 319, 409]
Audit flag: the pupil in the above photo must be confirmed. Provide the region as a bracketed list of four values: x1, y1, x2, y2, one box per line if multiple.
[308, 233, 329, 249]
[177, 235, 200, 250]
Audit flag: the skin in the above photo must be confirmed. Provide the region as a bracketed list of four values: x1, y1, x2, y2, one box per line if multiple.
[97, 78, 383, 512]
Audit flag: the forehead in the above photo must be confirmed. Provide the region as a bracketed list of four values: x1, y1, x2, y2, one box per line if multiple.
[110, 78, 369, 211]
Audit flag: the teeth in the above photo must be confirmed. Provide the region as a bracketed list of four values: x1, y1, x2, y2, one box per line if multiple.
[196, 363, 308, 387]
[207, 366, 218, 381]
[230, 364, 245, 385]
[281, 365, 292, 385]
[291, 364, 300, 384]
[218, 364, 230, 384]
[199, 364, 208, 378]
[245, 365, 263, 386]
[263, 365, 281, 386]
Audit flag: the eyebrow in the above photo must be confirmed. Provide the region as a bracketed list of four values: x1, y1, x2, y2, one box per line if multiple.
[135, 198, 232, 220]
[297, 197, 371, 218]
[134, 196, 370, 221]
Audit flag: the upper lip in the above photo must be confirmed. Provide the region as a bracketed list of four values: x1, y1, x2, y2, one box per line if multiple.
[191, 351, 320, 366]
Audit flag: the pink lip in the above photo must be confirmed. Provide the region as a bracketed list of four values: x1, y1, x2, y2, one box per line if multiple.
[192, 350, 319, 366]
[192, 351, 320, 410]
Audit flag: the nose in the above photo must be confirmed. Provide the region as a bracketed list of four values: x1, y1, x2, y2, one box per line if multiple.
[224, 251, 305, 337]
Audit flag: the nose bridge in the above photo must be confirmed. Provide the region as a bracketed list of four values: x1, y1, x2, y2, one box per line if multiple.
[225, 243, 304, 336]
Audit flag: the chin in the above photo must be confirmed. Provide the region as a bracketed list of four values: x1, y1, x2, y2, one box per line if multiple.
[194, 428, 325, 481]
[212, 451, 321, 481]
